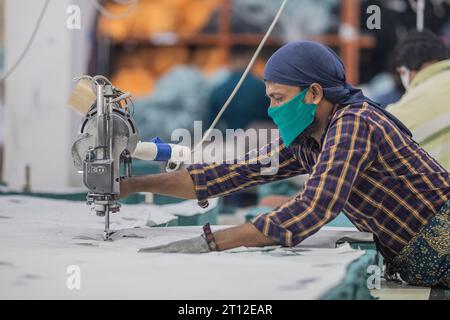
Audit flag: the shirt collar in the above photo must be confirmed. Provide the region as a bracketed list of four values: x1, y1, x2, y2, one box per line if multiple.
[318, 103, 346, 147]
[411, 59, 450, 88]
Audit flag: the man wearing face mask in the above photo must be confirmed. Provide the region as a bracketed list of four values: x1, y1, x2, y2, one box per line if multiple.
[386, 29, 450, 171]
[121, 41, 450, 288]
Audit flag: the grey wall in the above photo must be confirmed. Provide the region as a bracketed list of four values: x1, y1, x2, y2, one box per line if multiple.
[4, 0, 96, 191]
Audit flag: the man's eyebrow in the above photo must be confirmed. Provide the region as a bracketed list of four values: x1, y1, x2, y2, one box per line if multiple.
[266, 92, 284, 98]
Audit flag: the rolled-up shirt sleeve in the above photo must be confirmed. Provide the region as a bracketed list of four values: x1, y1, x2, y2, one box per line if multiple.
[186, 138, 307, 202]
[252, 111, 380, 247]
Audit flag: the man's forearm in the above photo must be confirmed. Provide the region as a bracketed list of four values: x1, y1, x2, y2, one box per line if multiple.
[123, 171, 277, 251]
[125, 169, 197, 199]
[214, 223, 277, 251]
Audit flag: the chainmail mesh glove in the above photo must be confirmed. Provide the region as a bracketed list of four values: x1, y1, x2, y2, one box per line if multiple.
[138, 235, 211, 254]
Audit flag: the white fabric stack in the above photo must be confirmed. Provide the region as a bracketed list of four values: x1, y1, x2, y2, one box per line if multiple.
[0, 196, 366, 299]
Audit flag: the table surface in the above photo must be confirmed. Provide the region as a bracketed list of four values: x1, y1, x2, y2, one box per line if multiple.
[0, 195, 369, 299]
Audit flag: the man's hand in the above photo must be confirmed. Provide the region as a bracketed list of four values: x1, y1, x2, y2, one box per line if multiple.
[138, 236, 210, 254]
[214, 223, 277, 250]
[138, 223, 278, 253]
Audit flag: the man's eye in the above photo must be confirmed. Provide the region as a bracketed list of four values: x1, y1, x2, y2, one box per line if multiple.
[274, 97, 283, 103]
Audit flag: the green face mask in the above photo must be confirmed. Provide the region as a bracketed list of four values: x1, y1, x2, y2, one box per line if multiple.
[267, 87, 317, 147]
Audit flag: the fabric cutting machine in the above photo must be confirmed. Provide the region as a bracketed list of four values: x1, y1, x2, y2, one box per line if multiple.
[69, 75, 191, 240]
[71, 76, 138, 240]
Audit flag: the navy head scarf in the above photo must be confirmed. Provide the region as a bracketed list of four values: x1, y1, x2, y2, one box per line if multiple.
[264, 41, 411, 136]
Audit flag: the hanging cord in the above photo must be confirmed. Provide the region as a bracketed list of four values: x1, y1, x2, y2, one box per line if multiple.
[0, 0, 50, 83]
[190, 0, 288, 154]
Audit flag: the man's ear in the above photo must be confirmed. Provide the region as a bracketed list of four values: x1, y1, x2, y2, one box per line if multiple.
[309, 83, 324, 104]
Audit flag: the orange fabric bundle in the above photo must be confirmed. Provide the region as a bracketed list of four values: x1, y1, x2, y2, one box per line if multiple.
[148, 46, 190, 76]
[192, 47, 227, 74]
[112, 68, 155, 97]
[251, 57, 267, 79]
[97, 3, 133, 41]
[111, 46, 190, 96]
[177, 0, 220, 34]
[97, 0, 233, 94]
[114, 49, 153, 70]
[130, 1, 177, 38]
[98, 0, 178, 40]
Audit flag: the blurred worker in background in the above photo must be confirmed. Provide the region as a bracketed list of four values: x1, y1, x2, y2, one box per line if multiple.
[207, 45, 270, 132]
[387, 29, 450, 171]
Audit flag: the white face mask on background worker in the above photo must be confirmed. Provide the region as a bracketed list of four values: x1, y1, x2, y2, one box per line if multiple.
[397, 65, 411, 89]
